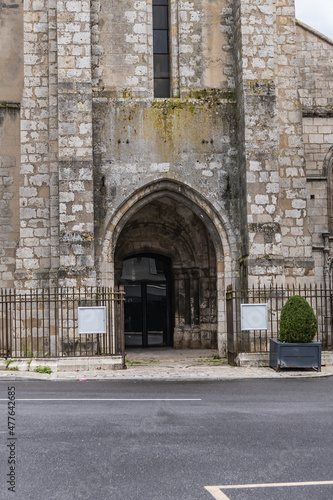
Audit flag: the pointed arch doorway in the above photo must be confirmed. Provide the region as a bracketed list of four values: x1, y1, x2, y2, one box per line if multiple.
[120, 253, 173, 347]
[110, 181, 231, 352]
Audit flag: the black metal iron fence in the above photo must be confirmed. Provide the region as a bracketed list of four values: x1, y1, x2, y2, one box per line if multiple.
[227, 284, 332, 364]
[0, 287, 125, 358]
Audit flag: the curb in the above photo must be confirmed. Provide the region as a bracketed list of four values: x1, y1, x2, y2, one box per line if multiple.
[1, 371, 333, 382]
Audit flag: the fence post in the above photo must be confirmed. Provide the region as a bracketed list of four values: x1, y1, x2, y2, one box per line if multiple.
[326, 284, 332, 350]
[118, 286, 125, 357]
[226, 285, 236, 365]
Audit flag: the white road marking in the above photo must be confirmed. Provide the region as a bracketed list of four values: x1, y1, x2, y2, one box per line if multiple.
[205, 486, 230, 499]
[205, 481, 333, 499]
[0, 398, 202, 401]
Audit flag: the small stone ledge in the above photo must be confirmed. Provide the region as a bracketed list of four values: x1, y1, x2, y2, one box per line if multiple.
[322, 351, 333, 366]
[236, 353, 270, 367]
[0, 101, 20, 109]
[302, 107, 333, 118]
[0, 356, 125, 373]
[237, 351, 333, 367]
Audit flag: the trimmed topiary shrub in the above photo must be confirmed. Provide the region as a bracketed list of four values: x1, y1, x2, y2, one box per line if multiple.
[279, 295, 318, 343]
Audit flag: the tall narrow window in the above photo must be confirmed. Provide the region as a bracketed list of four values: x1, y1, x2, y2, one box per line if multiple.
[153, 0, 170, 98]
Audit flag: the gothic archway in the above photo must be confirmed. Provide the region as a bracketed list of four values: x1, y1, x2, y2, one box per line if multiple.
[115, 195, 218, 348]
[100, 180, 235, 353]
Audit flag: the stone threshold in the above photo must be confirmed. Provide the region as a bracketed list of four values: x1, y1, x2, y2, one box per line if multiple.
[0, 356, 125, 373]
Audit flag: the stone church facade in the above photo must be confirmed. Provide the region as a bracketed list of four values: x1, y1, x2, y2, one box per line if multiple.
[0, 0, 332, 354]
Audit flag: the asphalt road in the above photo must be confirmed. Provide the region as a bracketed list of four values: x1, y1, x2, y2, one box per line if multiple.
[1, 378, 333, 500]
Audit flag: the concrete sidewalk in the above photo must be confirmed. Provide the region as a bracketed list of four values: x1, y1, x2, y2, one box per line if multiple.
[1, 348, 333, 381]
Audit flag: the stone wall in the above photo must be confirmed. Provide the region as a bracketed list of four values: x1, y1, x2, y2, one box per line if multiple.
[15, 0, 53, 287]
[296, 21, 333, 115]
[0, 106, 20, 287]
[0, 0, 23, 288]
[15, 0, 97, 288]
[275, 1, 313, 284]
[296, 21, 333, 278]
[92, 0, 242, 291]
[233, 0, 314, 287]
[0, 0, 23, 102]
[93, 94, 240, 267]
[233, 0, 280, 287]
[95, 0, 234, 97]
[296, 21, 333, 188]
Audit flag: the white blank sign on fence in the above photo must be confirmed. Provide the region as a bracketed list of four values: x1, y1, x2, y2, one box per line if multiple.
[78, 307, 107, 334]
[241, 304, 268, 331]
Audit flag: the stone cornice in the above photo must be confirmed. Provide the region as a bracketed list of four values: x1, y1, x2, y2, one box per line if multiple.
[0, 101, 20, 109]
[302, 107, 333, 118]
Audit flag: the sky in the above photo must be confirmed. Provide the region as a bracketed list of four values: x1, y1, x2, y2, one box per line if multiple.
[295, 0, 333, 40]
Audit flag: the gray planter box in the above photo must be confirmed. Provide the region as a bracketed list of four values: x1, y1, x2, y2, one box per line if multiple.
[269, 338, 321, 372]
